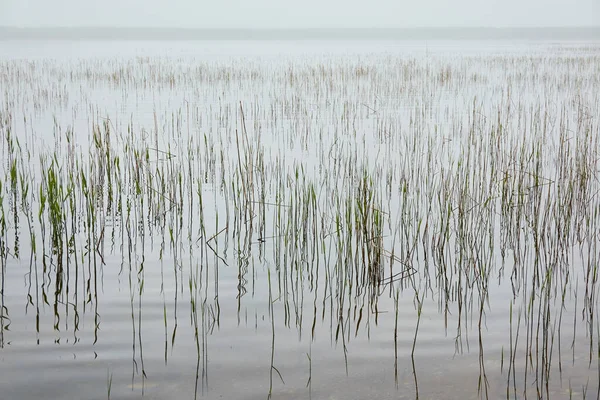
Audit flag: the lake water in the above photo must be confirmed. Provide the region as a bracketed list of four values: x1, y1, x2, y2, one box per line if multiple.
[0, 38, 599, 400]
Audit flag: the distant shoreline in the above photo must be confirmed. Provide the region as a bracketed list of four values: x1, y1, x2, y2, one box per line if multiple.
[1, 26, 599, 41]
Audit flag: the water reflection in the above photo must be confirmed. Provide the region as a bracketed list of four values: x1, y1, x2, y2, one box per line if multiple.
[0, 40, 599, 400]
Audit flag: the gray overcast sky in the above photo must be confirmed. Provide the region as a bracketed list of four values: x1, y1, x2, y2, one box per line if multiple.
[1, 0, 598, 28]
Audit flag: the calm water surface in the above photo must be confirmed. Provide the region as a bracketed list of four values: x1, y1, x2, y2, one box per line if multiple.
[0, 39, 599, 400]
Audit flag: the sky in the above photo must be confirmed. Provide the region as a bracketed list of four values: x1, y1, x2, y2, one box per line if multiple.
[0, 0, 598, 28]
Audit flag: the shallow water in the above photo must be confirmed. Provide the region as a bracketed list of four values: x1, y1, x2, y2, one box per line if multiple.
[0, 39, 599, 400]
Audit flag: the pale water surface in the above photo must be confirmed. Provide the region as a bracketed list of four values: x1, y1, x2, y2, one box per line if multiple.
[0, 39, 599, 400]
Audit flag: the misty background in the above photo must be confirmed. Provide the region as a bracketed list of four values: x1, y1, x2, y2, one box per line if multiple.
[1, 0, 598, 29]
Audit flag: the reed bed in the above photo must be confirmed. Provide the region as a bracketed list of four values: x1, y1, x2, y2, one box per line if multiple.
[0, 46, 599, 399]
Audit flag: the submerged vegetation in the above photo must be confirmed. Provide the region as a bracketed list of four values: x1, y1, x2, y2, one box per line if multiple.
[0, 45, 599, 399]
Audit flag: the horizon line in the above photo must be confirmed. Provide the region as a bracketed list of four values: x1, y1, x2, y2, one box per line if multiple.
[2, 25, 600, 30]
[2, 26, 599, 41]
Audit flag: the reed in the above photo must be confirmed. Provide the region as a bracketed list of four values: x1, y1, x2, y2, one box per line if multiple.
[0, 47, 598, 399]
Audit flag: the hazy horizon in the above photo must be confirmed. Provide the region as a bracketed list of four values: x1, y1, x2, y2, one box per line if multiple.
[2, 25, 600, 29]
[2, 26, 599, 41]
